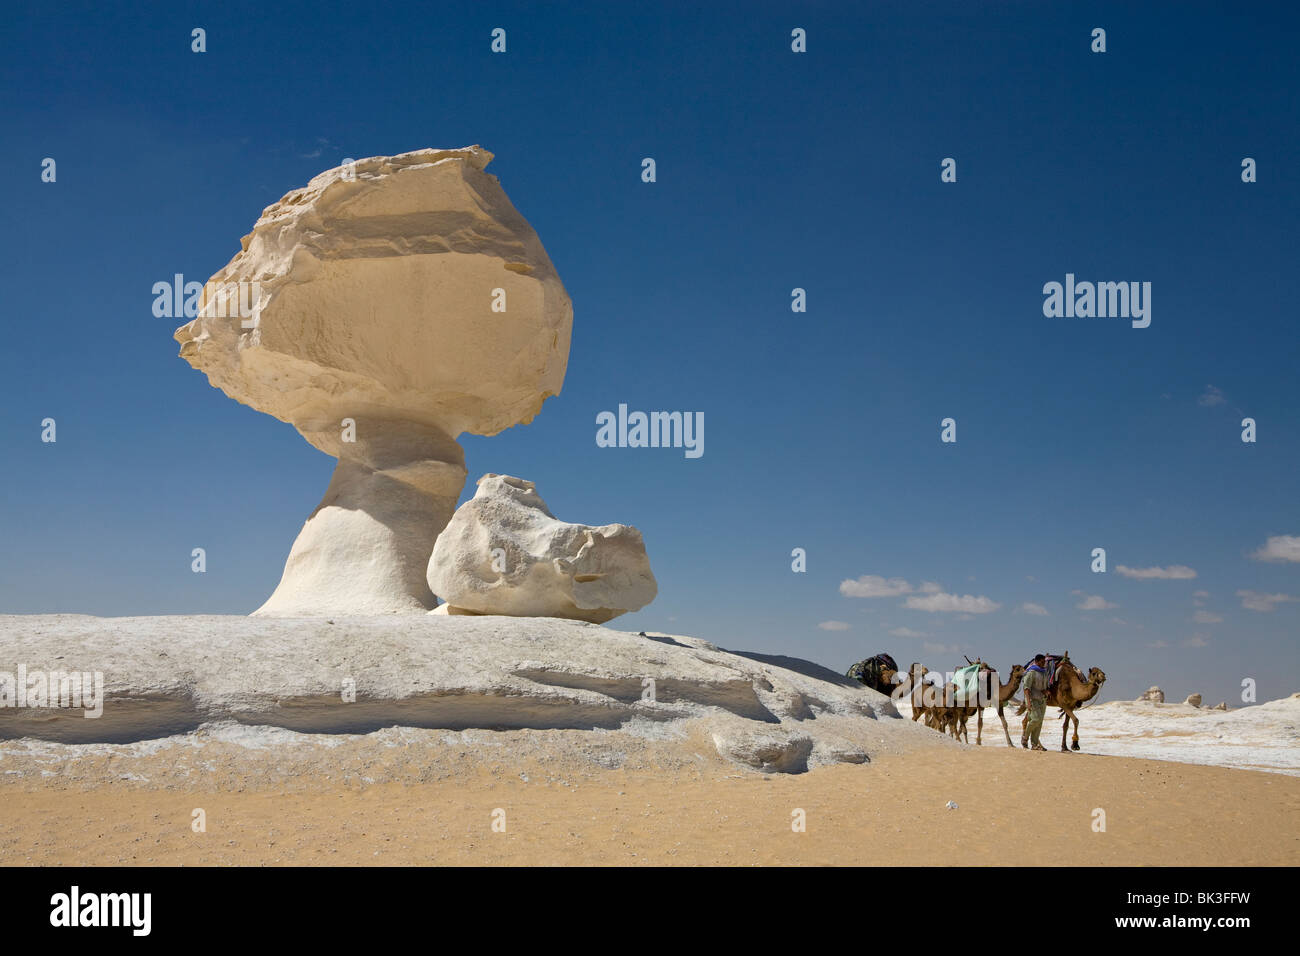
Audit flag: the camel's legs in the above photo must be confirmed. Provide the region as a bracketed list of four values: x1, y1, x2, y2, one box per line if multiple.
[1070, 711, 1081, 751]
[976, 708, 984, 746]
[1060, 708, 1071, 752]
[998, 707, 1012, 746]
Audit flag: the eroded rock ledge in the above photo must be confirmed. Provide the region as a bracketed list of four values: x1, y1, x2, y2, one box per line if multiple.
[0, 615, 940, 774]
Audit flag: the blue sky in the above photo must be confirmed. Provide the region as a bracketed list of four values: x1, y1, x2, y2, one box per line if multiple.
[1, 1, 1296, 704]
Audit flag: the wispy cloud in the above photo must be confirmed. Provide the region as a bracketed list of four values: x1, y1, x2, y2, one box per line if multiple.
[922, 642, 961, 657]
[889, 626, 928, 638]
[1075, 593, 1118, 610]
[1016, 602, 1049, 616]
[298, 136, 340, 160]
[1197, 385, 1226, 407]
[817, 620, 851, 631]
[1184, 634, 1210, 648]
[1116, 564, 1197, 580]
[1237, 590, 1298, 612]
[1250, 535, 1300, 564]
[903, 593, 1000, 614]
[839, 575, 941, 598]
[1192, 610, 1223, 624]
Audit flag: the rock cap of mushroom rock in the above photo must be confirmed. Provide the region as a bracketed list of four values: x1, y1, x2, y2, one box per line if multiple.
[428, 474, 657, 624]
[174, 146, 573, 452]
[171, 148, 574, 616]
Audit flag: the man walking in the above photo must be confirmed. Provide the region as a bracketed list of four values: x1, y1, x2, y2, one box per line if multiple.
[1021, 653, 1050, 751]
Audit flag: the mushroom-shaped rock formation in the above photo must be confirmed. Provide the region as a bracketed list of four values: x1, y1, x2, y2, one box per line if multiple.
[174, 148, 572, 615]
[427, 474, 657, 623]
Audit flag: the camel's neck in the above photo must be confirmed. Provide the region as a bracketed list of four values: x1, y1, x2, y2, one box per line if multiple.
[1069, 671, 1098, 702]
[1001, 672, 1023, 701]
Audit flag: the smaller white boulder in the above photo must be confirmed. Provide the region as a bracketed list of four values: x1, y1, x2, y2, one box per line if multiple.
[1184, 693, 1203, 708]
[427, 474, 657, 623]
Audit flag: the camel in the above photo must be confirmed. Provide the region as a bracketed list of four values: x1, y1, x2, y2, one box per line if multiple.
[846, 654, 899, 695]
[901, 662, 974, 737]
[942, 659, 994, 744]
[1015, 655, 1107, 751]
[951, 663, 1026, 746]
[910, 658, 982, 743]
[898, 663, 939, 725]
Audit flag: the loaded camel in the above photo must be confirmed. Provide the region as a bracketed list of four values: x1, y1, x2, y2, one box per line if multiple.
[1015, 653, 1107, 751]
[950, 661, 1026, 746]
[845, 653, 900, 695]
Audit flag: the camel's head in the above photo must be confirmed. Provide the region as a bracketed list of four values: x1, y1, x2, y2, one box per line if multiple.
[1009, 663, 1026, 681]
[1088, 667, 1107, 687]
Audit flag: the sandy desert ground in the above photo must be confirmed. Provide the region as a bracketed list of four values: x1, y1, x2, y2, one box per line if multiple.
[2, 616, 1296, 866]
[2, 721, 1297, 866]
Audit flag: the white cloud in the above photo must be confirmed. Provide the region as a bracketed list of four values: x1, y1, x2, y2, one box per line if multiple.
[817, 620, 851, 631]
[1193, 590, 1209, 598]
[903, 593, 1000, 614]
[840, 576, 945, 598]
[1076, 594, 1117, 610]
[1237, 590, 1298, 612]
[889, 626, 928, 638]
[1116, 564, 1197, 580]
[1198, 385, 1226, 407]
[922, 642, 961, 657]
[1192, 610, 1223, 624]
[1184, 634, 1210, 648]
[1017, 602, 1050, 616]
[1148, 640, 1171, 649]
[1251, 535, 1300, 564]
[839, 575, 915, 598]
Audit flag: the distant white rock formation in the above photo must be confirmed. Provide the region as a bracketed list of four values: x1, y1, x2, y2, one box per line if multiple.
[1184, 693, 1203, 707]
[173, 148, 573, 616]
[1138, 686, 1165, 703]
[428, 475, 657, 623]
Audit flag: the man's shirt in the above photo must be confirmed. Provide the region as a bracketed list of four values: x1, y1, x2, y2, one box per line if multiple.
[1024, 666, 1049, 701]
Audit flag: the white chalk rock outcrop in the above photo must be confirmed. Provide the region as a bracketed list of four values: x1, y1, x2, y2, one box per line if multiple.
[173, 148, 572, 615]
[1138, 686, 1165, 703]
[428, 474, 657, 623]
[0, 615, 944, 775]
